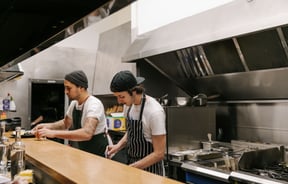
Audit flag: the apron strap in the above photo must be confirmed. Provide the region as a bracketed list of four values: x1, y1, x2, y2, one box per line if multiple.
[127, 94, 146, 121]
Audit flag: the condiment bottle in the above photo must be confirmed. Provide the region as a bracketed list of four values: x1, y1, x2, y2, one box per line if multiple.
[2, 93, 10, 111]
[11, 126, 25, 179]
[9, 95, 16, 112]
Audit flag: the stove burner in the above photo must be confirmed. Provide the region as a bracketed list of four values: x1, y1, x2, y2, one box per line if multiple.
[266, 163, 288, 172]
[242, 163, 288, 182]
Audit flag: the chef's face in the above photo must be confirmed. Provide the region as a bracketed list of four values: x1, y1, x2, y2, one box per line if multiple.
[64, 80, 81, 100]
[113, 91, 134, 106]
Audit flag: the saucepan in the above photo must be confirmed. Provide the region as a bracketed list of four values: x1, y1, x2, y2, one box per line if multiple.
[192, 93, 220, 106]
[192, 93, 207, 106]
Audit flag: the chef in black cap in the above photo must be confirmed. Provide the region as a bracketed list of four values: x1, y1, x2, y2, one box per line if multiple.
[107, 70, 166, 176]
[33, 70, 109, 157]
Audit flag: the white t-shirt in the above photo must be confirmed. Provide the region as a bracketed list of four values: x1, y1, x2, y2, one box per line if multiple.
[124, 95, 166, 142]
[66, 96, 107, 135]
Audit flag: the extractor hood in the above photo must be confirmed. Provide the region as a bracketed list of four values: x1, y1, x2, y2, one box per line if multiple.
[0, 0, 137, 83]
[123, 0, 288, 62]
[123, 0, 288, 101]
[0, 64, 24, 83]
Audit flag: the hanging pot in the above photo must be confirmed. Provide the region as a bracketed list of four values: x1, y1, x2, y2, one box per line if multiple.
[192, 93, 220, 106]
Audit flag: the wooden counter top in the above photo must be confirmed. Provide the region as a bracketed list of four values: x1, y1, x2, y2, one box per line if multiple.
[9, 135, 183, 184]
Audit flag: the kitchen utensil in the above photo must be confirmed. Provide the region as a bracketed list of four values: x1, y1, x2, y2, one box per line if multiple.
[175, 97, 190, 106]
[157, 94, 171, 106]
[191, 93, 220, 106]
[161, 99, 171, 106]
[208, 133, 212, 142]
[202, 133, 219, 151]
[192, 93, 207, 106]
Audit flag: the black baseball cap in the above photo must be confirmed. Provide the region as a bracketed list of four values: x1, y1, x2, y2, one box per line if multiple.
[110, 70, 145, 92]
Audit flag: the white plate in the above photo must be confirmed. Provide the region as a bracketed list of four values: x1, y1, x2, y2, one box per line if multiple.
[0, 176, 11, 184]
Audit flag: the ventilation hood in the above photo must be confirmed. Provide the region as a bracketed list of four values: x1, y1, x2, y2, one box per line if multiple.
[0, 64, 24, 83]
[123, 0, 288, 101]
[0, 0, 116, 83]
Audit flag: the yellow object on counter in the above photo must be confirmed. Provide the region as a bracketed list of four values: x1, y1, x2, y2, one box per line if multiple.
[17, 169, 33, 183]
[106, 116, 126, 131]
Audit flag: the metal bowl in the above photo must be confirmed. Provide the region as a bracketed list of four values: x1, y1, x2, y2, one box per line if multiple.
[175, 97, 190, 106]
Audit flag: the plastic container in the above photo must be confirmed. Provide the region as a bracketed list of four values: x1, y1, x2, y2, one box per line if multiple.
[106, 117, 126, 131]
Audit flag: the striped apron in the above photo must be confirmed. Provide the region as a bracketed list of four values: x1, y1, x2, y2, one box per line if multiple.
[127, 94, 164, 176]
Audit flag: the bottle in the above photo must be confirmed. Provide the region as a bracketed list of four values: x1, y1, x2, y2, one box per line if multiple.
[2, 93, 10, 112]
[0, 123, 8, 176]
[11, 127, 25, 179]
[0, 112, 7, 120]
[9, 95, 16, 112]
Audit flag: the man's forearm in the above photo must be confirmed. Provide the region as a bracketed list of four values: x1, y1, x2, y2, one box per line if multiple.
[50, 119, 66, 130]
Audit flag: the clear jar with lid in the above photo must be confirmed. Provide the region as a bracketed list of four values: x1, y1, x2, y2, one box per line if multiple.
[0, 122, 8, 176]
[10, 126, 25, 179]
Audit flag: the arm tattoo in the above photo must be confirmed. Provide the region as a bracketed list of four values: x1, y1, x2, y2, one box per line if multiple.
[51, 119, 66, 130]
[83, 118, 98, 135]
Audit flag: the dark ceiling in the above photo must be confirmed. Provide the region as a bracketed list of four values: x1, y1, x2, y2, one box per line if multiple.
[0, 0, 110, 67]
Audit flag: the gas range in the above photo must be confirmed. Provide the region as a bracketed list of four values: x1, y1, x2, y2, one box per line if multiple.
[177, 140, 287, 184]
[230, 170, 288, 184]
[230, 145, 288, 184]
[240, 163, 288, 182]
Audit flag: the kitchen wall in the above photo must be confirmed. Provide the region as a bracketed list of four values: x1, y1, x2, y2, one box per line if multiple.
[138, 60, 288, 147]
[0, 5, 133, 129]
[0, 47, 98, 129]
[216, 103, 288, 145]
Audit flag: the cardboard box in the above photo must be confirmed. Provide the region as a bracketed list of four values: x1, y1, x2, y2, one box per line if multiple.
[106, 116, 126, 131]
